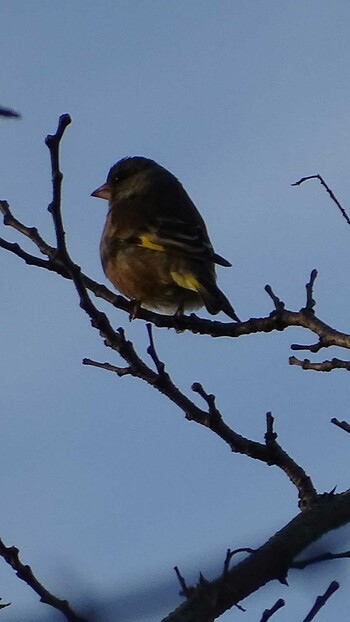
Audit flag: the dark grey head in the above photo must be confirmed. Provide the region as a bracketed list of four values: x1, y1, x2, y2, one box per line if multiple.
[107, 156, 159, 184]
[91, 156, 167, 201]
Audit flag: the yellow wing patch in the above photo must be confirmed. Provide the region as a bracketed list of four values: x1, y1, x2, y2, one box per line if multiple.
[171, 271, 200, 292]
[138, 234, 165, 252]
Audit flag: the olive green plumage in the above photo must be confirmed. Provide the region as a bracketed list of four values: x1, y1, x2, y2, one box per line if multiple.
[91, 156, 239, 321]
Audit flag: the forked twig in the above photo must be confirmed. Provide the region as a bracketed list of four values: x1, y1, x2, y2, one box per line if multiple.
[292, 174, 350, 226]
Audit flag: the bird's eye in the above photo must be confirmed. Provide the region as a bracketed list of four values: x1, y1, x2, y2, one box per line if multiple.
[114, 170, 129, 182]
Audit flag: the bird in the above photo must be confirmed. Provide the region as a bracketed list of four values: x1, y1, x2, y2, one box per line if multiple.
[91, 156, 240, 321]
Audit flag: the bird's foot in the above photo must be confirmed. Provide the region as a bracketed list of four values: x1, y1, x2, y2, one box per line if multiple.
[129, 300, 141, 321]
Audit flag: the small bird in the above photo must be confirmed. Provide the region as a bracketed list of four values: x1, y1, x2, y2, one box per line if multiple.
[91, 157, 240, 321]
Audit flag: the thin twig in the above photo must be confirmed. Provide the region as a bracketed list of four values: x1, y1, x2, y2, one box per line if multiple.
[304, 269, 317, 312]
[146, 323, 165, 375]
[174, 567, 194, 599]
[331, 418, 350, 433]
[302, 580, 339, 622]
[264, 285, 285, 310]
[290, 341, 325, 353]
[259, 599, 285, 622]
[45, 114, 72, 253]
[264, 412, 277, 445]
[0, 539, 86, 622]
[191, 382, 220, 420]
[263, 413, 317, 509]
[292, 550, 350, 569]
[82, 358, 132, 376]
[0, 201, 53, 256]
[292, 173, 350, 226]
[0, 105, 21, 119]
[223, 548, 254, 575]
[0, 237, 52, 270]
[290, 357, 350, 372]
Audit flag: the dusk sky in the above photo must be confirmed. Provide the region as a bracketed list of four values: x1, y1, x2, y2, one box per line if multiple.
[1, 2, 350, 620]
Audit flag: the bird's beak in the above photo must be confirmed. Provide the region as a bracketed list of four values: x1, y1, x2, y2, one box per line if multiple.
[91, 183, 111, 200]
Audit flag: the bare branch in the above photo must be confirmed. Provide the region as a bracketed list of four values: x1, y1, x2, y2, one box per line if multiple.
[12, 114, 324, 508]
[174, 567, 195, 599]
[290, 341, 326, 353]
[0, 538, 86, 622]
[289, 357, 350, 372]
[82, 358, 132, 377]
[331, 418, 350, 433]
[302, 580, 339, 622]
[223, 548, 254, 575]
[259, 599, 285, 622]
[41, 115, 320, 507]
[264, 413, 317, 509]
[161, 493, 350, 622]
[0, 237, 52, 271]
[190, 392, 317, 505]
[192, 383, 220, 421]
[264, 285, 285, 311]
[0, 105, 21, 118]
[304, 269, 317, 312]
[0, 200, 54, 257]
[146, 323, 165, 375]
[292, 173, 350, 227]
[292, 550, 350, 569]
[3, 194, 350, 350]
[0, 117, 329, 506]
[1, 114, 350, 622]
[45, 114, 72, 254]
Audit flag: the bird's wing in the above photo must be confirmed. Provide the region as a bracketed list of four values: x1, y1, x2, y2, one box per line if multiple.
[110, 188, 232, 267]
[134, 216, 232, 267]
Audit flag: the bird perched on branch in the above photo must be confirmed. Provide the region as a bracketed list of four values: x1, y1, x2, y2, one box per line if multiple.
[91, 156, 240, 321]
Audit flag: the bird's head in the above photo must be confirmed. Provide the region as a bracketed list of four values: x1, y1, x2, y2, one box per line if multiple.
[91, 156, 159, 201]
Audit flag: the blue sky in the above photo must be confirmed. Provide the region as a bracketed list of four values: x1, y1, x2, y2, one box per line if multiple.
[1, 2, 350, 620]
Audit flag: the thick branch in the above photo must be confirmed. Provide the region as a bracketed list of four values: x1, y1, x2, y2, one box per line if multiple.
[161, 491, 350, 622]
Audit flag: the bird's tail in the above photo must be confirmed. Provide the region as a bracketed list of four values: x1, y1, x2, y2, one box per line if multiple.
[197, 279, 240, 322]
